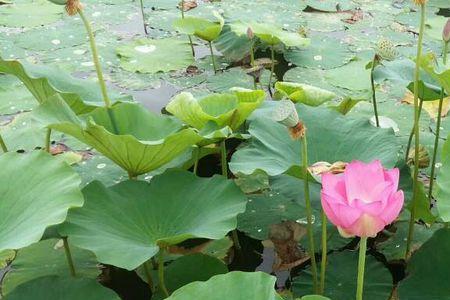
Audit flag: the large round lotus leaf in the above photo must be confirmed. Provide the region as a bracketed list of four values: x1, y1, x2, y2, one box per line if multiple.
[166, 271, 283, 300]
[214, 26, 253, 62]
[206, 68, 255, 92]
[166, 88, 265, 130]
[436, 136, 450, 222]
[0, 57, 131, 115]
[274, 82, 336, 106]
[0, 151, 83, 251]
[2, 239, 99, 295]
[301, 0, 356, 11]
[398, 228, 450, 299]
[230, 22, 310, 47]
[0, 0, 63, 28]
[417, 53, 450, 96]
[0, 76, 36, 115]
[284, 37, 354, 69]
[293, 251, 392, 299]
[325, 57, 371, 91]
[60, 170, 247, 270]
[5, 276, 120, 300]
[33, 97, 202, 177]
[173, 14, 224, 42]
[229, 104, 400, 178]
[116, 38, 194, 74]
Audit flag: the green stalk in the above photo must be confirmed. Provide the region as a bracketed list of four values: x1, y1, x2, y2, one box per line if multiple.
[180, 0, 195, 57]
[63, 237, 76, 277]
[268, 45, 275, 95]
[370, 55, 380, 127]
[405, 100, 424, 162]
[405, 3, 426, 260]
[208, 41, 217, 74]
[429, 42, 448, 201]
[220, 140, 228, 178]
[139, 0, 148, 35]
[356, 237, 368, 300]
[301, 133, 318, 293]
[0, 133, 8, 153]
[143, 260, 154, 292]
[193, 147, 200, 175]
[45, 128, 51, 153]
[319, 210, 327, 294]
[250, 42, 255, 67]
[158, 248, 169, 297]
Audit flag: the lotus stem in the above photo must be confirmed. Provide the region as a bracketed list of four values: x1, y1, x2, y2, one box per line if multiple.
[320, 210, 327, 294]
[143, 260, 154, 292]
[429, 42, 448, 201]
[158, 248, 169, 297]
[128, 171, 137, 180]
[180, 0, 195, 57]
[220, 140, 227, 178]
[301, 132, 318, 293]
[370, 55, 380, 127]
[45, 128, 51, 153]
[356, 237, 368, 300]
[0, 133, 8, 153]
[406, 3, 426, 260]
[250, 42, 255, 67]
[63, 237, 76, 277]
[193, 147, 200, 175]
[405, 100, 424, 162]
[268, 45, 275, 96]
[208, 41, 217, 74]
[139, 0, 148, 35]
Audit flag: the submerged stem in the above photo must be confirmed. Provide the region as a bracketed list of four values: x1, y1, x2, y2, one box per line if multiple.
[320, 210, 327, 294]
[63, 237, 76, 277]
[139, 0, 148, 35]
[158, 248, 169, 297]
[268, 45, 275, 96]
[143, 260, 154, 292]
[45, 128, 52, 153]
[356, 237, 368, 300]
[208, 41, 217, 74]
[406, 3, 426, 260]
[405, 100, 424, 162]
[0, 133, 8, 153]
[301, 133, 318, 293]
[370, 55, 380, 127]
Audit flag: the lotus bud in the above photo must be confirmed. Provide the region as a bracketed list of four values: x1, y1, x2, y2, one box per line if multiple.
[247, 27, 254, 40]
[272, 100, 305, 139]
[376, 38, 398, 61]
[47, 0, 83, 16]
[407, 145, 430, 169]
[443, 19, 450, 43]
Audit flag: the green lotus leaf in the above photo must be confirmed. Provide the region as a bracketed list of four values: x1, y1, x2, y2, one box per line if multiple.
[416, 53, 450, 96]
[166, 271, 283, 300]
[173, 13, 224, 42]
[5, 276, 120, 300]
[116, 38, 194, 74]
[0, 0, 63, 28]
[0, 57, 131, 115]
[2, 239, 99, 295]
[398, 228, 450, 299]
[436, 135, 450, 222]
[0, 151, 83, 251]
[166, 88, 266, 131]
[33, 96, 202, 177]
[60, 170, 247, 270]
[230, 104, 399, 178]
[299, 296, 331, 300]
[274, 82, 336, 106]
[230, 21, 310, 47]
[373, 58, 445, 101]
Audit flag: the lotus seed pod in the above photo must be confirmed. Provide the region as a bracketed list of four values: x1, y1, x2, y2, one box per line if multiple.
[407, 145, 430, 169]
[47, 0, 67, 4]
[443, 19, 450, 42]
[65, 0, 83, 16]
[376, 38, 398, 61]
[272, 100, 299, 128]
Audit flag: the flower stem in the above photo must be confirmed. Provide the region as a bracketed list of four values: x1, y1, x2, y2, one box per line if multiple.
[158, 248, 169, 297]
[250, 42, 255, 67]
[301, 133, 318, 293]
[45, 128, 51, 153]
[429, 42, 449, 201]
[220, 140, 228, 178]
[268, 45, 275, 96]
[320, 210, 327, 294]
[193, 147, 200, 175]
[143, 260, 154, 292]
[370, 55, 380, 127]
[139, 0, 148, 35]
[0, 133, 8, 153]
[405, 100, 424, 162]
[356, 237, 368, 300]
[208, 41, 217, 74]
[405, 3, 426, 260]
[63, 237, 76, 277]
[180, 0, 195, 57]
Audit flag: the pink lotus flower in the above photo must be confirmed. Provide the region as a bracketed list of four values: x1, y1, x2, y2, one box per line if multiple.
[321, 160, 404, 238]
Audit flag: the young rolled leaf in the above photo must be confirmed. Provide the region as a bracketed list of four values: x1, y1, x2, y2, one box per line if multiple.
[60, 170, 247, 270]
[0, 57, 131, 114]
[166, 271, 283, 300]
[32, 96, 202, 177]
[173, 12, 224, 42]
[273, 81, 336, 106]
[0, 151, 83, 251]
[166, 88, 265, 131]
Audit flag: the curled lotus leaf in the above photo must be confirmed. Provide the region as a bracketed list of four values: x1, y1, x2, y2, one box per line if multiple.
[274, 81, 336, 106]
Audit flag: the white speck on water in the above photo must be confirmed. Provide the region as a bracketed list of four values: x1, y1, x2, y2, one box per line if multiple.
[257, 229, 262, 232]
[92, 11, 101, 17]
[313, 55, 322, 61]
[130, 59, 138, 64]
[436, 163, 442, 168]
[144, 175, 153, 180]
[69, 35, 74, 39]
[51, 39, 61, 45]
[81, 61, 94, 67]
[96, 163, 106, 169]
[73, 49, 85, 55]
[134, 45, 156, 53]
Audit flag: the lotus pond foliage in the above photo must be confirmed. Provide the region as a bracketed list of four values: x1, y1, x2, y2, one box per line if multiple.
[0, 0, 450, 299]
